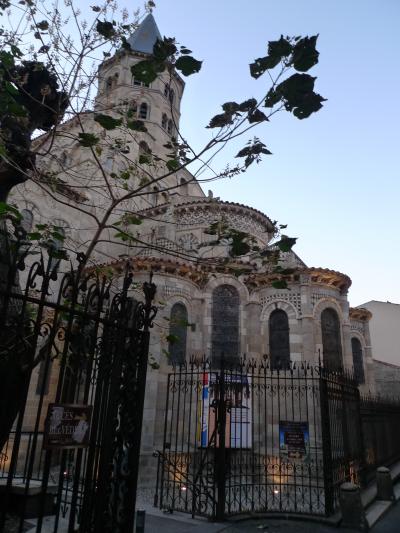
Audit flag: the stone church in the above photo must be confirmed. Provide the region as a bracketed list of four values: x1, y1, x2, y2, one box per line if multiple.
[12, 14, 376, 485]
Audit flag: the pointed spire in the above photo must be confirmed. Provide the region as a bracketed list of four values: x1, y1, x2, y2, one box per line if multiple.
[127, 13, 162, 54]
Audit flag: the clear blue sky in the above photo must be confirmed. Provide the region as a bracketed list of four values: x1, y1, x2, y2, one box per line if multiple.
[136, 0, 399, 307]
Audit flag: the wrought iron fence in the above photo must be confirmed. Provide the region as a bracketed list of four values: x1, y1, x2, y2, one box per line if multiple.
[154, 358, 400, 520]
[0, 235, 157, 533]
[360, 395, 400, 483]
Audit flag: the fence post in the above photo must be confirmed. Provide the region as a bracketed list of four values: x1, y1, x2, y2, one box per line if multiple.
[320, 373, 334, 515]
[339, 482, 368, 531]
[215, 359, 226, 521]
[376, 467, 395, 501]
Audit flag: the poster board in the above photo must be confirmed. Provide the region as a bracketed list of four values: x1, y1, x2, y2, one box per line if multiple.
[43, 403, 92, 449]
[279, 420, 309, 461]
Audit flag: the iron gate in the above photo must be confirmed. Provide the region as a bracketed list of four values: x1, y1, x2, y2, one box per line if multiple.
[0, 240, 157, 532]
[155, 359, 346, 519]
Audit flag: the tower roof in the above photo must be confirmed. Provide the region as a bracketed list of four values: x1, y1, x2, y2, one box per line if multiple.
[127, 13, 162, 54]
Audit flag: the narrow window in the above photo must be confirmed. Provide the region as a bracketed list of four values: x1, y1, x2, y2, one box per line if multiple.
[139, 102, 148, 119]
[211, 285, 240, 367]
[269, 309, 290, 370]
[169, 303, 188, 366]
[167, 119, 173, 135]
[162, 113, 168, 130]
[164, 85, 169, 98]
[351, 337, 365, 384]
[139, 141, 151, 159]
[169, 89, 175, 104]
[105, 77, 113, 94]
[321, 308, 343, 370]
[20, 209, 33, 234]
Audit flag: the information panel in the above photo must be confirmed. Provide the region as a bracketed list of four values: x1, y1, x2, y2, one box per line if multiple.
[43, 404, 92, 449]
[279, 421, 309, 460]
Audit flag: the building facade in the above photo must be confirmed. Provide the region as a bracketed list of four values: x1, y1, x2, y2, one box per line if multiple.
[11, 15, 377, 486]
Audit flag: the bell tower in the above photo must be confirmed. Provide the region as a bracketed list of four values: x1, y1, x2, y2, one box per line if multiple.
[95, 14, 185, 162]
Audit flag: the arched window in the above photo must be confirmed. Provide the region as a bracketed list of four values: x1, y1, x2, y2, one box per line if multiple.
[139, 102, 149, 119]
[20, 209, 33, 234]
[169, 89, 175, 104]
[138, 141, 151, 160]
[351, 337, 365, 384]
[167, 119, 173, 135]
[269, 309, 290, 369]
[105, 77, 113, 94]
[164, 85, 169, 98]
[211, 285, 240, 367]
[321, 308, 343, 370]
[169, 303, 188, 366]
[161, 113, 168, 129]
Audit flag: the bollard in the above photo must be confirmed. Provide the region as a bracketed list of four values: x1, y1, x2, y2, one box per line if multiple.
[339, 482, 368, 531]
[136, 509, 146, 533]
[376, 466, 395, 501]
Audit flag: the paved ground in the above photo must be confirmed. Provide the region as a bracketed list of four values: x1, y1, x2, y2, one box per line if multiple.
[371, 497, 400, 533]
[21, 496, 400, 532]
[142, 513, 359, 533]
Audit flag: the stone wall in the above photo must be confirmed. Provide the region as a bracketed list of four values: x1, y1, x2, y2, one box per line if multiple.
[372, 360, 400, 398]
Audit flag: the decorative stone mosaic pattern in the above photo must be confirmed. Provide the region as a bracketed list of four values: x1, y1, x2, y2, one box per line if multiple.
[260, 292, 302, 314]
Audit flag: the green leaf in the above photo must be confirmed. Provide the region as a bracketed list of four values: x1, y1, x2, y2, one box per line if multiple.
[114, 231, 131, 242]
[166, 159, 179, 171]
[207, 112, 234, 129]
[28, 232, 42, 241]
[153, 37, 177, 60]
[5, 81, 18, 96]
[0, 202, 21, 220]
[250, 36, 293, 78]
[248, 109, 268, 123]
[131, 60, 164, 84]
[0, 51, 14, 69]
[276, 235, 297, 252]
[222, 101, 240, 114]
[96, 20, 116, 39]
[124, 215, 142, 225]
[250, 56, 280, 78]
[51, 231, 65, 241]
[292, 35, 319, 72]
[126, 119, 147, 132]
[78, 133, 99, 147]
[36, 20, 49, 31]
[94, 114, 122, 130]
[267, 73, 326, 118]
[175, 55, 202, 76]
[166, 334, 180, 345]
[264, 88, 281, 108]
[272, 280, 288, 289]
[238, 98, 257, 112]
[139, 154, 151, 165]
